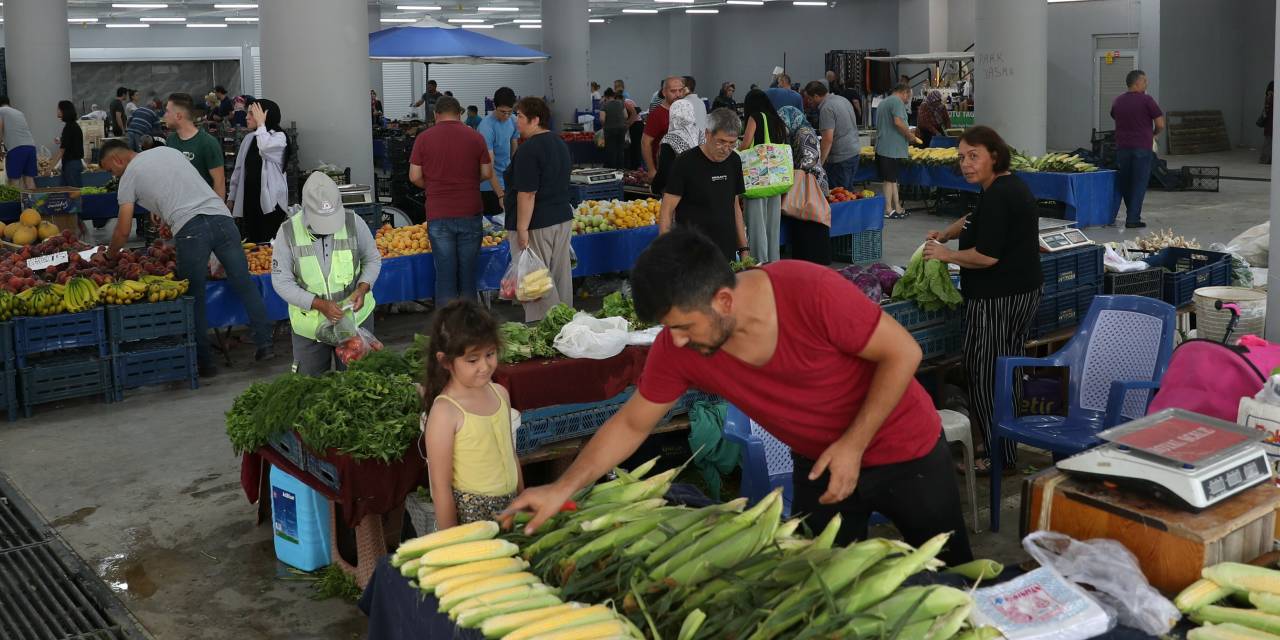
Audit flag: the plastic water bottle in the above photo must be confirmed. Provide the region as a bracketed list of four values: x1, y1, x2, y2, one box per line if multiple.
[268, 465, 333, 572]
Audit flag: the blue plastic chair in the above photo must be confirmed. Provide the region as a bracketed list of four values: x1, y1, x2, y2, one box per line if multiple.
[989, 295, 1176, 531]
[723, 404, 794, 517]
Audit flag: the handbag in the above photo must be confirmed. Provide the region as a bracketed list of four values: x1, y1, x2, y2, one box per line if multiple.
[780, 170, 831, 227]
[738, 116, 794, 199]
[1257, 112, 1268, 128]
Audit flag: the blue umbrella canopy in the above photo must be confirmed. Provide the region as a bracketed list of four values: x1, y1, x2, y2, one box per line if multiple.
[369, 20, 549, 64]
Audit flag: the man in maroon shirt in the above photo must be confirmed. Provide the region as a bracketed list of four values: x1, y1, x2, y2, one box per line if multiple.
[409, 96, 492, 302]
[641, 76, 687, 185]
[506, 229, 973, 564]
[1111, 69, 1165, 229]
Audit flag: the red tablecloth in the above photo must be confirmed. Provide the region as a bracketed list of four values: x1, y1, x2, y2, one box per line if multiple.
[494, 346, 650, 411]
[241, 440, 426, 529]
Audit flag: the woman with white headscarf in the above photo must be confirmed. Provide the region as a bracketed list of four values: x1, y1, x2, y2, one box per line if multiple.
[650, 98, 703, 195]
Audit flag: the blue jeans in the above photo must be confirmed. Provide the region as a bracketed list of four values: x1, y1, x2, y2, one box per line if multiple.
[1115, 147, 1154, 225]
[174, 214, 273, 367]
[61, 159, 83, 187]
[824, 155, 860, 191]
[428, 215, 484, 302]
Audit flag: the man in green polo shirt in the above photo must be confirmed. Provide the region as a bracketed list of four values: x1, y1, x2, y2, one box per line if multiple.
[164, 92, 226, 203]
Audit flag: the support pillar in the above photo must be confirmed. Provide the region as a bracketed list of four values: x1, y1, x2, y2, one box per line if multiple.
[975, 0, 1047, 155]
[368, 4, 384, 100]
[541, 0, 589, 129]
[1266, 5, 1280, 339]
[261, 0, 374, 185]
[897, 0, 948, 83]
[5, 0, 73, 148]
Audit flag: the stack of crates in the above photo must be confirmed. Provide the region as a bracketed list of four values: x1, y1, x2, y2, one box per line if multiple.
[569, 180, 623, 206]
[350, 202, 385, 236]
[13, 311, 113, 417]
[0, 323, 15, 421]
[832, 229, 884, 264]
[107, 297, 198, 401]
[883, 300, 963, 361]
[1032, 245, 1104, 337]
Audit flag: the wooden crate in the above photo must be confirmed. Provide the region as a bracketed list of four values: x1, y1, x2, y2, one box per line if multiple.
[1023, 468, 1280, 594]
[1167, 110, 1231, 155]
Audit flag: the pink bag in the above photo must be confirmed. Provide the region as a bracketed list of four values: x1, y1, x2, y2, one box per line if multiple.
[1146, 336, 1280, 421]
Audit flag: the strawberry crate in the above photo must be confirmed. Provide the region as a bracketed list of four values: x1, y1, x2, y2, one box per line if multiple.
[111, 340, 198, 401]
[832, 229, 883, 264]
[0, 368, 15, 422]
[13, 309, 107, 368]
[18, 354, 113, 417]
[106, 297, 196, 353]
[1040, 245, 1103, 295]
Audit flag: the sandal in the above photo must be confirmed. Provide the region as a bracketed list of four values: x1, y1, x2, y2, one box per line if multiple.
[885, 210, 910, 220]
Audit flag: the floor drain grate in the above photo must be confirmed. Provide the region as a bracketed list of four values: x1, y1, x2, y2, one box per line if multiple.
[0, 477, 51, 553]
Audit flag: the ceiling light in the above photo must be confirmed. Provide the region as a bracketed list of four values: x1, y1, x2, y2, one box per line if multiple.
[68, 18, 99, 23]
[654, 0, 694, 3]
[380, 17, 417, 22]
[396, 5, 441, 9]
[792, 1, 827, 4]
[726, 0, 764, 4]
[461, 24, 495, 28]
[477, 6, 519, 11]
[107, 23, 150, 27]
[448, 18, 485, 23]
[186, 23, 227, 27]
[213, 3, 257, 8]
[112, 3, 167, 7]
[225, 17, 258, 22]
[686, 8, 718, 12]
[519, 24, 541, 28]
[622, 8, 658, 13]
[589, 18, 605, 22]
[513, 18, 540, 23]
[140, 17, 184, 21]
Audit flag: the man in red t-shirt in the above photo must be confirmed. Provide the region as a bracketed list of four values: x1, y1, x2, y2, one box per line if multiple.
[409, 96, 492, 302]
[641, 76, 686, 185]
[506, 229, 973, 564]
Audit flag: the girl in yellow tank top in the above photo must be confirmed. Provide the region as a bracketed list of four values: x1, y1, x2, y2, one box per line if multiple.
[422, 300, 523, 528]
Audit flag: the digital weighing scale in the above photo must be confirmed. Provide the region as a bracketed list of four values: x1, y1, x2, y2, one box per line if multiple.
[570, 169, 623, 185]
[1038, 217, 1093, 252]
[1056, 409, 1272, 511]
[336, 184, 374, 206]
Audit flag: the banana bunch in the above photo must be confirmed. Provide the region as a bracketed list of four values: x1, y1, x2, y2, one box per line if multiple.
[63, 277, 101, 313]
[0, 290, 19, 321]
[144, 276, 189, 303]
[17, 285, 67, 317]
[1011, 151, 1098, 173]
[99, 280, 148, 305]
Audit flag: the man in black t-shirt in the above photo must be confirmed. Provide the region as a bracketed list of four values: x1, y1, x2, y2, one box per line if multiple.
[659, 108, 749, 263]
[108, 87, 128, 137]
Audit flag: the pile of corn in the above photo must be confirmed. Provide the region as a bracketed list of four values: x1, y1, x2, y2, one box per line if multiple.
[1176, 562, 1280, 640]
[393, 458, 1004, 640]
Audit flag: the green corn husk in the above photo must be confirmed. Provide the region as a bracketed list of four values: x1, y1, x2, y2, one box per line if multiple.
[677, 609, 707, 640]
[1203, 563, 1280, 596]
[1177, 578, 1235, 613]
[953, 626, 1005, 640]
[844, 586, 973, 637]
[1192, 606, 1280, 635]
[945, 559, 1004, 582]
[1253, 592, 1280, 616]
[1189, 623, 1280, 640]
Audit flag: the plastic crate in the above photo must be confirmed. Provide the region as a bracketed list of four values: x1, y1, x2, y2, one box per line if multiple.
[268, 430, 306, 471]
[18, 355, 112, 417]
[517, 387, 635, 454]
[106, 297, 195, 352]
[13, 309, 107, 368]
[0, 321, 11, 371]
[1182, 166, 1219, 192]
[883, 300, 955, 332]
[832, 229, 884, 264]
[0, 368, 15, 422]
[304, 449, 340, 492]
[111, 341, 198, 400]
[1030, 284, 1101, 338]
[1040, 245, 1103, 295]
[1144, 247, 1232, 307]
[570, 181, 624, 205]
[350, 202, 385, 234]
[1104, 267, 1164, 299]
[914, 319, 964, 361]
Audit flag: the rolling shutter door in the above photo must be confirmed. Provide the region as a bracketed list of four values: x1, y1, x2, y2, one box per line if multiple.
[251, 47, 262, 97]
[382, 62, 415, 120]
[1097, 55, 1134, 130]
[424, 62, 544, 114]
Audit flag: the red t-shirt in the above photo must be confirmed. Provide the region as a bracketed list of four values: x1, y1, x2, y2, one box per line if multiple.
[643, 104, 670, 164]
[637, 261, 940, 466]
[409, 120, 489, 220]
[1110, 91, 1163, 150]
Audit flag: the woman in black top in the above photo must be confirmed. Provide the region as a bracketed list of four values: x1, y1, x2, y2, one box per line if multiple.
[50, 101, 84, 187]
[923, 126, 1041, 473]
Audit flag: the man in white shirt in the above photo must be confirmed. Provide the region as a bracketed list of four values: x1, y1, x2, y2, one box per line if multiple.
[682, 75, 708, 137]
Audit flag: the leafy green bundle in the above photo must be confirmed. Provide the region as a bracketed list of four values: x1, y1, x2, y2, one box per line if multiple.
[891, 244, 964, 311]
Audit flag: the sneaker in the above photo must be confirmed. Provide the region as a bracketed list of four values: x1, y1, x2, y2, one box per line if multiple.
[885, 210, 910, 220]
[1125, 221, 1147, 229]
[254, 346, 276, 362]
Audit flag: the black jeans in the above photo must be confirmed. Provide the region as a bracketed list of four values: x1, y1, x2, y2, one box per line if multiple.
[791, 436, 974, 566]
[604, 128, 627, 170]
[175, 214, 273, 367]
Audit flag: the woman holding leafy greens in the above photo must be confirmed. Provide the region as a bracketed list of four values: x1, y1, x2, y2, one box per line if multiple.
[921, 126, 1041, 475]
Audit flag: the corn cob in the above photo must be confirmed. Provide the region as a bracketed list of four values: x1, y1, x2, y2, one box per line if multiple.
[439, 572, 540, 612]
[612, 456, 659, 483]
[628, 500, 744, 561]
[811, 514, 842, 550]
[1192, 606, 1280, 635]
[581, 468, 679, 507]
[953, 626, 1004, 640]
[1203, 563, 1280, 596]
[435, 566, 531, 598]
[449, 584, 558, 620]
[663, 491, 784, 588]
[456, 594, 563, 629]
[835, 533, 952, 614]
[1253, 593, 1280, 616]
[945, 559, 1004, 582]
[420, 557, 529, 592]
[1177, 578, 1234, 613]
[648, 489, 782, 579]
[393, 520, 499, 566]
[844, 586, 972, 637]
[522, 619, 632, 640]
[525, 526, 578, 560]
[422, 539, 519, 568]
[500, 604, 615, 640]
[483, 603, 585, 639]
[578, 499, 668, 531]
[399, 558, 422, 579]
[1190, 623, 1280, 640]
[568, 511, 670, 564]
[898, 602, 972, 640]
[677, 609, 706, 640]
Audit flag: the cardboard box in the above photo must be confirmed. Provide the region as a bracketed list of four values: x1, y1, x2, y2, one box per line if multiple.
[20, 188, 82, 239]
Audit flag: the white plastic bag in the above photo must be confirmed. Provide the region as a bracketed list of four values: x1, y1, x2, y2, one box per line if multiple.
[1229, 221, 1269, 266]
[501, 247, 555, 302]
[553, 312, 629, 359]
[1023, 531, 1180, 636]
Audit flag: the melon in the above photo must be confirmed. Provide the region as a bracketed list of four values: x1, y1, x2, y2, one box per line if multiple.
[36, 221, 59, 240]
[2, 221, 20, 240]
[19, 208, 40, 227]
[12, 225, 37, 246]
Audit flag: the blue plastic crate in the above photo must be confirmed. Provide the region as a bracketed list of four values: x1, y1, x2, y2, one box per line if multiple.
[13, 309, 107, 367]
[350, 202, 385, 235]
[304, 449, 340, 492]
[1040, 245, 1103, 295]
[832, 228, 884, 264]
[268, 430, 306, 471]
[570, 180, 624, 205]
[883, 300, 956, 332]
[106, 297, 195, 353]
[18, 355, 113, 417]
[1030, 284, 1101, 338]
[111, 341, 198, 400]
[0, 368, 15, 422]
[913, 319, 964, 361]
[0, 321, 11, 371]
[1143, 247, 1232, 307]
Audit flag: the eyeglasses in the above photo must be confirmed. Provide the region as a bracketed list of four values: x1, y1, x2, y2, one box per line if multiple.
[710, 138, 737, 150]
[495, 108, 513, 116]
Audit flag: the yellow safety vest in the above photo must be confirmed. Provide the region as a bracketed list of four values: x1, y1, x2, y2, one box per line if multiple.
[285, 212, 375, 340]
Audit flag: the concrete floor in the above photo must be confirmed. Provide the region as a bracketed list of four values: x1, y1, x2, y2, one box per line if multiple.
[0, 148, 1272, 638]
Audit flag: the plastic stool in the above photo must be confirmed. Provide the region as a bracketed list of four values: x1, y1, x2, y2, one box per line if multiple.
[940, 409, 981, 533]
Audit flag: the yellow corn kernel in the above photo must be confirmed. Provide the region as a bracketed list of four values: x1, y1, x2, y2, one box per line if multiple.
[1177, 578, 1233, 613]
[501, 605, 615, 640]
[450, 584, 556, 621]
[438, 572, 539, 612]
[395, 521, 500, 564]
[1203, 564, 1280, 596]
[521, 619, 631, 640]
[422, 539, 519, 568]
[421, 557, 528, 592]
[1189, 623, 1280, 640]
[482, 603, 584, 639]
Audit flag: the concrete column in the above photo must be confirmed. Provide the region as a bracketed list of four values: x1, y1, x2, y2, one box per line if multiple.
[541, 0, 589, 128]
[1265, 5, 1280, 339]
[368, 4, 384, 100]
[261, 0, 373, 185]
[897, 0, 948, 85]
[975, 0, 1047, 155]
[5, 0, 73, 148]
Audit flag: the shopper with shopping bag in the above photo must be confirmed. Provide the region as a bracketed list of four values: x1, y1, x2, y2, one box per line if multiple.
[738, 89, 791, 263]
[778, 105, 833, 264]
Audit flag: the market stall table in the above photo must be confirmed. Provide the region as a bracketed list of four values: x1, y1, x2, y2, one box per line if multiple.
[0, 193, 135, 222]
[493, 345, 649, 411]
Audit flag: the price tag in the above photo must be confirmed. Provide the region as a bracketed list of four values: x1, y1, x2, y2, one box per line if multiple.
[78, 246, 100, 261]
[27, 251, 69, 271]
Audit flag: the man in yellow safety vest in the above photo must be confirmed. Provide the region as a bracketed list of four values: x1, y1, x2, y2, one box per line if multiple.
[270, 172, 382, 375]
